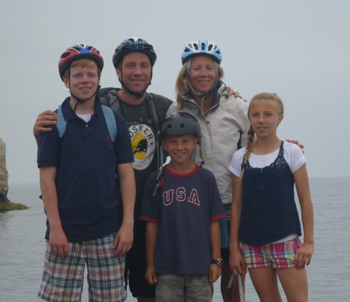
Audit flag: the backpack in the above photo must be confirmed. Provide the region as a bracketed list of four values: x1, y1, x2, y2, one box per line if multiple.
[98, 87, 171, 171]
[57, 104, 117, 142]
[98, 87, 160, 132]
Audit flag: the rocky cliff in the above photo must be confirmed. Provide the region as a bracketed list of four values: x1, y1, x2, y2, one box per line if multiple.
[0, 137, 28, 211]
[0, 137, 9, 201]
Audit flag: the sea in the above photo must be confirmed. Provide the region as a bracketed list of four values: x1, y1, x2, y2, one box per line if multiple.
[0, 177, 349, 302]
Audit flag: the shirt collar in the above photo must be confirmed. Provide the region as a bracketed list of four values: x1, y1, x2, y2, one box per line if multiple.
[61, 96, 102, 121]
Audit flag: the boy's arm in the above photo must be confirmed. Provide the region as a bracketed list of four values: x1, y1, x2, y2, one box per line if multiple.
[40, 166, 70, 259]
[113, 162, 136, 257]
[293, 164, 314, 269]
[145, 222, 159, 285]
[209, 220, 222, 283]
[33, 110, 57, 144]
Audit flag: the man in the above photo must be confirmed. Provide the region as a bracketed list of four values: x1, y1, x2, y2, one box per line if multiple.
[37, 43, 135, 301]
[34, 38, 172, 302]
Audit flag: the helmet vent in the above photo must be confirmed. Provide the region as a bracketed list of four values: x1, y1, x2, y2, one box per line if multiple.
[181, 39, 222, 65]
[58, 44, 104, 80]
[61, 52, 70, 59]
[159, 112, 201, 140]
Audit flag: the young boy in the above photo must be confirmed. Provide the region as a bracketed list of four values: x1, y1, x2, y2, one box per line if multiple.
[139, 112, 225, 302]
[37, 44, 135, 302]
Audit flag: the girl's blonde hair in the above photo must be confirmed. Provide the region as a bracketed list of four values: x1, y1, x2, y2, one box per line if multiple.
[241, 93, 284, 178]
[175, 59, 224, 109]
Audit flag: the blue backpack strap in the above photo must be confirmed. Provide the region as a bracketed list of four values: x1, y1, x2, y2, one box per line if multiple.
[57, 105, 117, 142]
[101, 105, 117, 143]
[57, 105, 67, 138]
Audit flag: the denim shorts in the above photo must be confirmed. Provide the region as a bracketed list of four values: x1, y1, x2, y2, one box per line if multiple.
[240, 237, 302, 269]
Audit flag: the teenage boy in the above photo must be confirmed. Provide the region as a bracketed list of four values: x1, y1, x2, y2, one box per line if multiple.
[37, 44, 135, 301]
[140, 112, 225, 302]
[34, 38, 172, 302]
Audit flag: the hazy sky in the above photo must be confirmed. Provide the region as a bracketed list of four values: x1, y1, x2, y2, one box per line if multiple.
[1, 0, 349, 185]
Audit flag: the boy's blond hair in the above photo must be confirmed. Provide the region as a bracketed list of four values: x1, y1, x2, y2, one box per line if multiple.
[62, 59, 101, 80]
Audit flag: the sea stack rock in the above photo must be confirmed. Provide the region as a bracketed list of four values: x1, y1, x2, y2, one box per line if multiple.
[0, 137, 9, 201]
[0, 137, 28, 211]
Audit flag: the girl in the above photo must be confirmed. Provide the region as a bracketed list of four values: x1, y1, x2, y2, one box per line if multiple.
[229, 93, 314, 302]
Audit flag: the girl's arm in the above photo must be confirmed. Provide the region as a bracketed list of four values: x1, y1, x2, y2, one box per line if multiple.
[145, 222, 159, 285]
[229, 175, 247, 275]
[40, 166, 70, 259]
[293, 163, 315, 269]
[209, 220, 222, 283]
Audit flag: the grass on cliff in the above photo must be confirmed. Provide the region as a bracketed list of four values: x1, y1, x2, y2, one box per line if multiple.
[0, 197, 29, 212]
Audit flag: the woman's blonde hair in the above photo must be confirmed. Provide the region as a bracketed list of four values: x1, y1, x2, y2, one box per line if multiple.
[241, 93, 284, 178]
[175, 59, 224, 109]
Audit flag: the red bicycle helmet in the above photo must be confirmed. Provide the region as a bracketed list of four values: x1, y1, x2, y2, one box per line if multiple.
[59, 44, 104, 79]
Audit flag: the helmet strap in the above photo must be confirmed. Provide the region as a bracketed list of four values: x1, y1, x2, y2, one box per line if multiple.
[69, 84, 101, 112]
[66, 68, 101, 112]
[118, 66, 153, 99]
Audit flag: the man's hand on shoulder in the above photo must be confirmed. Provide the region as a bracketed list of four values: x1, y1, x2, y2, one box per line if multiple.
[34, 110, 57, 140]
[226, 86, 242, 99]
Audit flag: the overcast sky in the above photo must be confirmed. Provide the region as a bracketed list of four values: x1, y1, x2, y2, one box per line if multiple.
[1, 0, 349, 185]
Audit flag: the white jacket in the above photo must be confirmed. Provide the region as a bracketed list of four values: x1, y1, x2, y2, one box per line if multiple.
[167, 84, 250, 205]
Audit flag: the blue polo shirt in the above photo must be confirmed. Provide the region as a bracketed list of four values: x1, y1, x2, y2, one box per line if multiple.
[37, 97, 134, 242]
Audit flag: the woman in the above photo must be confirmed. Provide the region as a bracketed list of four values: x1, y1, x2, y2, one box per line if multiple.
[167, 39, 250, 302]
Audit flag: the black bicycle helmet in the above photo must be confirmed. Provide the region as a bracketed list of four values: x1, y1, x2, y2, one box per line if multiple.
[59, 44, 104, 80]
[159, 112, 202, 142]
[112, 37, 157, 68]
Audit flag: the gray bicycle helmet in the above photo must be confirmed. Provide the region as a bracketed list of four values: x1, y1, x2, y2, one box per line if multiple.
[112, 37, 157, 68]
[159, 112, 202, 142]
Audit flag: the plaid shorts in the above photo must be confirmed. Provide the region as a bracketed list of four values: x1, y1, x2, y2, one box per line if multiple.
[38, 233, 126, 302]
[240, 237, 302, 269]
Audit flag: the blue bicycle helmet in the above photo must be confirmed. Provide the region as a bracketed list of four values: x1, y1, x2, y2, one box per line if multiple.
[181, 39, 222, 65]
[59, 44, 104, 80]
[112, 37, 157, 68]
